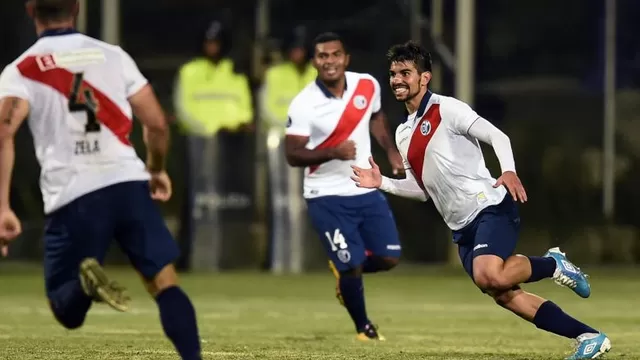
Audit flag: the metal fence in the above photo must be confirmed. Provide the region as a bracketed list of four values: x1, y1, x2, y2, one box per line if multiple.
[2, 0, 639, 269]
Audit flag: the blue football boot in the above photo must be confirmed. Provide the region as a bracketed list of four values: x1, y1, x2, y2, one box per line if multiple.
[544, 247, 591, 298]
[566, 333, 611, 359]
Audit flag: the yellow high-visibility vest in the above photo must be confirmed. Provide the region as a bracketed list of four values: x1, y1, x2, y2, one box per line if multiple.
[261, 62, 316, 129]
[174, 58, 253, 136]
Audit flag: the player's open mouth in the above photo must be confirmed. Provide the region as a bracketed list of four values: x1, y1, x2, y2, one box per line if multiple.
[325, 68, 338, 76]
[393, 86, 408, 96]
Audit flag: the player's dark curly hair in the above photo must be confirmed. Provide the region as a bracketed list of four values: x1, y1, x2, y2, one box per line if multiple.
[386, 41, 432, 73]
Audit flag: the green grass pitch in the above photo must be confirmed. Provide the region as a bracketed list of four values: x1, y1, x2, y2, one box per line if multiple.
[0, 264, 637, 359]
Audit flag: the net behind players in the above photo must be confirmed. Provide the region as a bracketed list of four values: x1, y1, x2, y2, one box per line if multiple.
[0, 1, 202, 359]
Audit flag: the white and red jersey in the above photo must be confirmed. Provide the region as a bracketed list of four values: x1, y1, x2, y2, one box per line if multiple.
[286, 71, 381, 199]
[0, 29, 150, 214]
[394, 92, 510, 230]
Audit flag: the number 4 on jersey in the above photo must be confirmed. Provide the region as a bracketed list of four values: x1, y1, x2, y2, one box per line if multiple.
[68, 72, 101, 133]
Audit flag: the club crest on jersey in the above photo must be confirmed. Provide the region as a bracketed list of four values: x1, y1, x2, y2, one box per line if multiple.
[420, 120, 432, 136]
[352, 95, 368, 110]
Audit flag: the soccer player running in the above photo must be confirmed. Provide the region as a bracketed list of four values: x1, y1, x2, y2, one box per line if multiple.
[0, 1, 201, 359]
[285, 32, 404, 341]
[351, 41, 611, 359]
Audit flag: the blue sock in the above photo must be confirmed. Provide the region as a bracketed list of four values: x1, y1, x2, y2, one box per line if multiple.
[156, 286, 202, 360]
[49, 280, 92, 329]
[526, 256, 556, 283]
[533, 301, 598, 339]
[339, 275, 370, 332]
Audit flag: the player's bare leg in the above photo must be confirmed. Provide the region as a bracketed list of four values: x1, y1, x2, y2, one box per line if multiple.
[142, 263, 202, 360]
[473, 248, 591, 298]
[79, 258, 130, 312]
[362, 254, 399, 273]
[476, 259, 611, 359]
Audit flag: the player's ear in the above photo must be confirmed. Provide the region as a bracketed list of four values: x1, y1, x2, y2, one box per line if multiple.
[25, 0, 36, 20]
[344, 54, 351, 68]
[421, 71, 432, 88]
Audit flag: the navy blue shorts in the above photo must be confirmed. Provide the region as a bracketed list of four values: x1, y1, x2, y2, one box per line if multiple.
[453, 195, 520, 279]
[43, 181, 180, 298]
[306, 190, 401, 272]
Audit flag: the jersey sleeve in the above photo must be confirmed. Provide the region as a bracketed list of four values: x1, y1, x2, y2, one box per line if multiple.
[119, 49, 148, 98]
[0, 65, 31, 103]
[371, 76, 382, 113]
[285, 98, 311, 137]
[442, 97, 481, 135]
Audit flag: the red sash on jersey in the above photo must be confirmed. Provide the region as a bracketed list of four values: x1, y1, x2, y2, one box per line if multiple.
[406, 104, 442, 190]
[309, 78, 375, 174]
[17, 55, 133, 146]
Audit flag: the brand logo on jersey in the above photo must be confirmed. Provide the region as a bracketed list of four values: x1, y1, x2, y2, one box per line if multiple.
[420, 120, 431, 136]
[286, 116, 292, 128]
[35, 49, 105, 72]
[352, 95, 368, 110]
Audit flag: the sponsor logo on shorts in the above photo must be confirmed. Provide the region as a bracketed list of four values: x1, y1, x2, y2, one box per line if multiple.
[473, 243, 488, 251]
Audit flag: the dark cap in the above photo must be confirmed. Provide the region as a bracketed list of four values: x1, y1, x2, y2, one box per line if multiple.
[204, 21, 223, 41]
[285, 26, 308, 51]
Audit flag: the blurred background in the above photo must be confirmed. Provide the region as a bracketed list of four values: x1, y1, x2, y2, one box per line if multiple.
[1, 0, 639, 273]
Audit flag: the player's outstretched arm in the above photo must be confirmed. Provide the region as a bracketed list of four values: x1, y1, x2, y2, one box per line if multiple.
[467, 118, 527, 202]
[284, 135, 355, 167]
[129, 85, 169, 172]
[351, 157, 429, 202]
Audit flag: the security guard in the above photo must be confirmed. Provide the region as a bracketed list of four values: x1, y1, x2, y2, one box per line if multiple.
[174, 20, 254, 271]
[259, 27, 316, 273]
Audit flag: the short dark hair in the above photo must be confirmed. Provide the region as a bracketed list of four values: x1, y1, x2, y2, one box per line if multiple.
[32, 0, 77, 22]
[386, 41, 432, 73]
[312, 32, 348, 54]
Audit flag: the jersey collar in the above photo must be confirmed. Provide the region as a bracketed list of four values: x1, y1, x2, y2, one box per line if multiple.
[315, 77, 348, 98]
[404, 90, 433, 121]
[39, 28, 78, 38]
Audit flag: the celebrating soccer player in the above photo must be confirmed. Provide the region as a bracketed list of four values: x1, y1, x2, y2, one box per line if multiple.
[351, 41, 611, 359]
[285, 32, 404, 341]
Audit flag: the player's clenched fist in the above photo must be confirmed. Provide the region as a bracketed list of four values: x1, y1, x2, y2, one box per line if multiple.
[0, 208, 21, 257]
[351, 156, 382, 189]
[331, 140, 356, 160]
[149, 171, 172, 202]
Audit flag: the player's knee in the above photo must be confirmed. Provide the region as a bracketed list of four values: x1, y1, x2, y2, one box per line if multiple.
[144, 264, 179, 297]
[377, 256, 400, 271]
